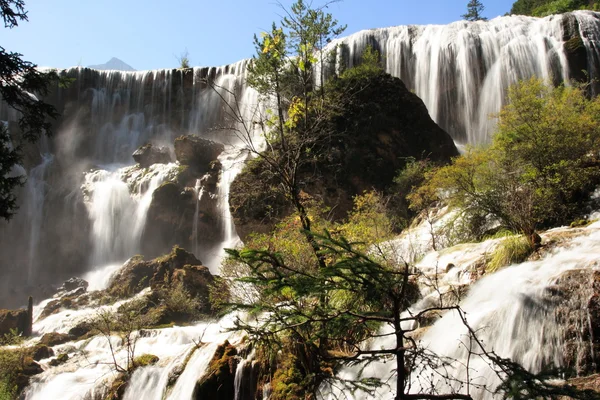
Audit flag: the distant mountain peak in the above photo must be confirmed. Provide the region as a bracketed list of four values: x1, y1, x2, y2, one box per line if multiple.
[88, 57, 136, 71]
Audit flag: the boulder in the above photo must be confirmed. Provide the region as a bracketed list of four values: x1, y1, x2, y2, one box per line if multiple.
[40, 332, 74, 347]
[174, 136, 224, 172]
[48, 353, 69, 367]
[132, 143, 172, 168]
[229, 71, 459, 240]
[59, 277, 89, 292]
[553, 269, 600, 376]
[106, 246, 211, 299]
[31, 344, 54, 361]
[194, 341, 239, 400]
[142, 181, 221, 258]
[68, 323, 92, 339]
[0, 308, 30, 336]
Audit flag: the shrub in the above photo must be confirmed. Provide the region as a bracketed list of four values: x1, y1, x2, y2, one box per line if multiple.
[0, 376, 16, 400]
[161, 281, 201, 318]
[410, 78, 600, 242]
[487, 235, 534, 273]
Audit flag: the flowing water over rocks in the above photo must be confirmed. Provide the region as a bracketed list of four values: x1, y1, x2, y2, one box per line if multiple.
[3, 11, 600, 399]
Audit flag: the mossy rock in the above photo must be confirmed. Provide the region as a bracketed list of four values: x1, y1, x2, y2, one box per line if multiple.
[134, 354, 159, 368]
[105, 372, 128, 400]
[229, 70, 458, 240]
[31, 344, 54, 361]
[193, 341, 239, 400]
[106, 246, 205, 299]
[48, 353, 69, 367]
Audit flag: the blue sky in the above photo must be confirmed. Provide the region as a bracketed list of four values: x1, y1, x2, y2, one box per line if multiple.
[5, 0, 515, 70]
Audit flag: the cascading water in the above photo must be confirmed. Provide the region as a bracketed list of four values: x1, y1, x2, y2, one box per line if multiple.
[4, 11, 600, 400]
[192, 178, 205, 258]
[326, 221, 600, 400]
[329, 10, 600, 144]
[83, 162, 179, 267]
[25, 154, 53, 284]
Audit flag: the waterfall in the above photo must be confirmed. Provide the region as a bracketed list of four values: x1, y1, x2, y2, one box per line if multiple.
[330, 10, 600, 144]
[25, 154, 53, 284]
[5, 11, 600, 400]
[83, 163, 179, 267]
[192, 178, 205, 258]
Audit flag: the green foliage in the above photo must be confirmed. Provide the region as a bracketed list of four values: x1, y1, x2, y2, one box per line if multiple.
[0, 328, 23, 346]
[133, 354, 159, 368]
[510, 0, 600, 16]
[178, 49, 190, 69]
[410, 78, 600, 240]
[0, 346, 30, 399]
[339, 45, 383, 80]
[89, 299, 155, 373]
[388, 158, 436, 230]
[160, 280, 201, 318]
[487, 235, 534, 272]
[462, 0, 488, 21]
[0, 376, 16, 400]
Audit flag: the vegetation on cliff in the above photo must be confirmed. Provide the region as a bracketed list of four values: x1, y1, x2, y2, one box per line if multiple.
[510, 0, 600, 16]
[409, 78, 600, 244]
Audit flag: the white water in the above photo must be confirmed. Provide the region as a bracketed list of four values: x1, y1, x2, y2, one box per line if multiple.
[25, 154, 53, 283]
[327, 221, 600, 399]
[83, 163, 178, 266]
[6, 11, 600, 400]
[331, 11, 600, 143]
[192, 178, 205, 258]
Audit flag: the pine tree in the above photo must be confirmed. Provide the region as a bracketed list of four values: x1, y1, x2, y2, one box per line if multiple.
[462, 0, 488, 21]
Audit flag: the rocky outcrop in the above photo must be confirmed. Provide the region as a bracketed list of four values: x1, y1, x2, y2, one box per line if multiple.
[174, 136, 224, 172]
[132, 143, 172, 168]
[59, 277, 89, 293]
[106, 246, 214, 304]
[0, 307, 31, 337]
[141, 181, 221, 258]
[554, 269, 600, 377]
[194, 341, 239, 400]
[40, 332, 74, 347]
[230, 71, 459, 239]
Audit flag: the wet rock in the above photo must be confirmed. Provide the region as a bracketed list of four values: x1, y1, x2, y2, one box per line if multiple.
[60, 277, 89, 292]
[174, 135, 224, 172]
[142, 181, 220, 258]
[21, 358, 43, 376]
[194, 340, 239, 400]
[31, 344, 54, 361]
[0, 308, 30, 336]
[68, 323, 92, 339]
[106, 246, 211, 299]
[132, 143, 172, 168]
[554, 269, 600, 376]
[48, 353, 69, 367]
[40, 332, 74, 347]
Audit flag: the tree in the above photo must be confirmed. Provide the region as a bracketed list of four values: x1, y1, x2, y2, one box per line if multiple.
[462, 0, 488, 21]
[0, 0, 60, 220]
[510, 0, 600, 16]
[409, 77, 600, 243]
